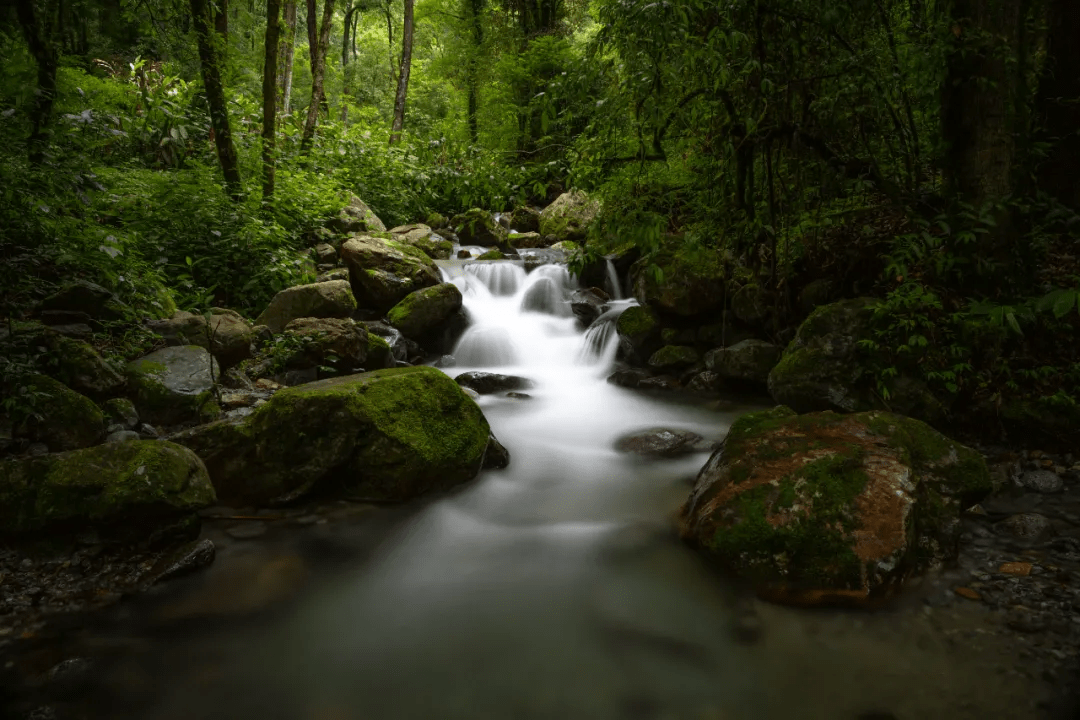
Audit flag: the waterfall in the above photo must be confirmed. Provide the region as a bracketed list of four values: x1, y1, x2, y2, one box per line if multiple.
[603, 257, 624, 300]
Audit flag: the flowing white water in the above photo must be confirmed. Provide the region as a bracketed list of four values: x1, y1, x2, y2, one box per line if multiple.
[124, 258, 1039, 720]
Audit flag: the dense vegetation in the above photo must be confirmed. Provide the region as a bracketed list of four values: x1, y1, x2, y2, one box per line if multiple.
[1, 0, 1078, 442]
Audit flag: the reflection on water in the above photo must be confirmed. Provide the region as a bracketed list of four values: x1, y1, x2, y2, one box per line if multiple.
[83, 257, 1039, 720]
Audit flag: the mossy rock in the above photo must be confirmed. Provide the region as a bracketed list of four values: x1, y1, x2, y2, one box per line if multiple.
[731, 284, 774, 326]
[510, 206, 542, 233]
[281, 318, 368, 371]
[476, 249, 505, 261]
[538, 191, 600, 242]
[126, 346, 220, 427]
[389, 224, 453, 260]
[424, 212, 449, 230]
[767, 298, 876, 414]
[19, 330, 126, 400]
[327, 194, 386, 234]
[340, 235, 441, 313]
[17, 374, 103, 451]
[615, 305, 661, 361]
[507, 232, 545, 249]
[0, 440, 215, 534]
[647, 345, 700, 371]
[679, 408, 991, 606]
[452, 208, 508, 248]
[705, 339, 782, 385]
[387, 283, 464, 342]
[170, 367, 490, 505]
[630, 252, 727, 317]
[365, 333, 394, 370]
[254, 281, 357, 334]
[103, 398, 139, 429]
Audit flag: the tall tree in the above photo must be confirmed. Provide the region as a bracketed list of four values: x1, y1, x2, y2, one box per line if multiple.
[389, 0, 415, 144]
[190, 0, 243, 198]
[342, 0, 361, 123]
[300, 0, 335, 153]
[15, 0, 60, 164]
[464, 0, 484, 144]
[278, 0, 297, 114]
[263, 0, 282, 199]
[1036, 0, 1080, 211]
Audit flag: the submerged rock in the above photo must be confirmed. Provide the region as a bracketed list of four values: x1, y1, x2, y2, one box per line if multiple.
[340, 235, 441, 313]
[0, 440, 215, 534]
[679, 407, 992, 606]
[126, 346, 220, 426]
[615, 428, 705, 457]
[254, 281, 357, 334]
[454, 371, 535, 395]
[170, 367, 491, 505]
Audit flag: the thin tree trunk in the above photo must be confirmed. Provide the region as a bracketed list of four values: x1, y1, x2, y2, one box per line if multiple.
[342, 3, 359, 123]
[214, 0, 228, 39]
[263, 0, 281, 199]
[278, 0, 296, 114]
[301, 0, 335, 153]
[385, 0, 396, 87]
[190, 0, 243, 198]
[15, 0, 59, 164]
[1037, 0, 1080, 211]
[465, 0, 483, 143]
[389, 0, 414, 144]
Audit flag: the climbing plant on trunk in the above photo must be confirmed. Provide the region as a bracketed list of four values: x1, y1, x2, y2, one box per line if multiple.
[189, 0, 243, 199]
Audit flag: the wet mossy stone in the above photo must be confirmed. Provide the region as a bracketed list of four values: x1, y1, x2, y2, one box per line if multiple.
[425, 212, 449, 230]
[340, 235, 441, 313]
[630, 251, 727, 318]
[387, 283, 464, 342]
[389, 224, 453, 260]
[281, 318, 369, 371]
[365, 333, 394, 370]
[705, 339, 782, 386]
[647, 345, 700, 371]
[679, 408, 992, 606]
[126, 346, 220, 426]
[615, 305, 661, 361]
[254, 281, 357, 334]
[327, 194, 386, 234]
[0, 440, 215, 534]
[17, 374, 103, 451]
[731, 284, 774, 326]
[510, 206, 542, 233]
[39, 280, 115, 319]
[507, 232, 544, 249]
[103, 398, 139, 429]
[767, 298, 876, 414]
[452, 208, 509, 248]
[538, 191, 600, 242]
[475, 249, 506, 261]
[169, 367, 491, 505]
[32, 332, 125, 400]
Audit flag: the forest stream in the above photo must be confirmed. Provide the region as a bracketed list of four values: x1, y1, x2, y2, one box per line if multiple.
[3, 251, 1065, 720]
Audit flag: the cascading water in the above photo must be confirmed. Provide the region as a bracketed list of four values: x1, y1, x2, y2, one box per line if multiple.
[89, 255, 1033, 720]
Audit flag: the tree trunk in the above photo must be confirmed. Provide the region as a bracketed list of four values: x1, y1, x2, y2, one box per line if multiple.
[15, 0, 59, 164]
[941, 0, 1022, 204]
[385, 0, 396, 87]
[214, 0, 228, 39]
[342, 2, 358, 123]
[465, 0, 484, 144]
[389, 0, 414, 144]
[1036, 0, 1080, 211]
[300, 0, 335, 153]
[263, 0, 281, 199]
[278, 0, 297, 114]
[190, 0, 243, 198]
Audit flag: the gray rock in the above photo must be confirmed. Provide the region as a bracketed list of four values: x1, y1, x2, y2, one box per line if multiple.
[686, 371, 723, 393]
[102, 398, 139, 429]
[151, 538, 216, 583]
[996, 512, 1055, 541]
[455, 371, 535, 394]
[326, 194, 386, 234]
[139, 423, 160, 438]
[607, 368, 651, 389]
[571, 288, 608, 325]
[126, 346, 220, 426]
[615, 428, 705, 457]
[705, 339, 782, 385]
[254, 281, 357, 334]
[1021, 470, 1064, 494]
[39, 280, 114, 318]
[105, 430, 141, 443]
[28, 443, 49, 456]
[313, 242, 337, 264]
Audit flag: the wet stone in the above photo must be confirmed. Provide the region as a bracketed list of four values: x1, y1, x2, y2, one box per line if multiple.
[151, 539, 216, 583]
[506, 392, 532, 400]
[454, 371, 534, 394]
[1021, 470, 1064, 494]
[996, 513, 1055, 541]
[1007, 608, 1049, 633]
[615, 428, 705, 458]
[105, 430, 141, 443]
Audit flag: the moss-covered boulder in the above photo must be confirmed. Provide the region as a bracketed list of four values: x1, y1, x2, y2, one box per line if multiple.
[281, 318, 369, 371]
[475, 249, 505, 261]
[616, 305, 662, 361]
[389, 224, 453, 260]
[17, 374, 103, 451]
[36, 332, 125, 399]
[0, 440, 215, 534]
[103, 398, 139, 429]
[647, 345, 700, 371]
[705, 339, 782, 386]
[731, 284, 774, 326]
[507, 232, 545, 249]
[630, 253, 726, 317]
[679, 407, 992, 606]
[340, 235, 441, 313]
[170, 367, 490, 505]
[510, 206, 542, 233]
[365, 333, 394, 370]
[538, 191, 600, 242]
[767, 298, 875, 414]
[39, 280, 115, 319]
[127, 346, 220, 426]
[452, 208, 509, 248]
[387, 283, 463, 342]
[425, 212, 449, 230]
[254, 281, 357, 334]
[327, 194, 386, 234]
[148, 309, 260, 370]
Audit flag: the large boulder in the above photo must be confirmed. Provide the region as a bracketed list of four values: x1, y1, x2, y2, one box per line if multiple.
[630, 253, 726, 317]
[39, 280, 117, 319]
[126, 346, 220, 426]
[679, 407, 993, 606]
[389, 224, 453, 260]
[149, 309, 260, 370]
[767, 298, 875, 413]
[0, 440, 215, 534]
[731, 284, 774, 326]
[387, 283, 463, 343]
[255, 281, 357, 334]
[281, 318, 369, 371]
[327, 194, 386, 234]
[538, 191, 600, 242]
[170, 367, 491, 505]
[508, 232, 546, 249]
[340, 235, 441, 313]
[705, 340, 782, 386]
[615, 305, 661, 361]
[647, 345, 700, 372]
[41, 333, 125, 399]
[452, 209, 508, 248]
[16, 374, 103, 451]
[510, 206, 542, 233]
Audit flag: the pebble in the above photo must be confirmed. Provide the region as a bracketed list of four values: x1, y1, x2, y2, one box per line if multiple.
[1020, 470, 1064, 494]
[954, 587, 981, 601]
[999, 562, 1033, 576]
[996, 513, 1055, 541]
